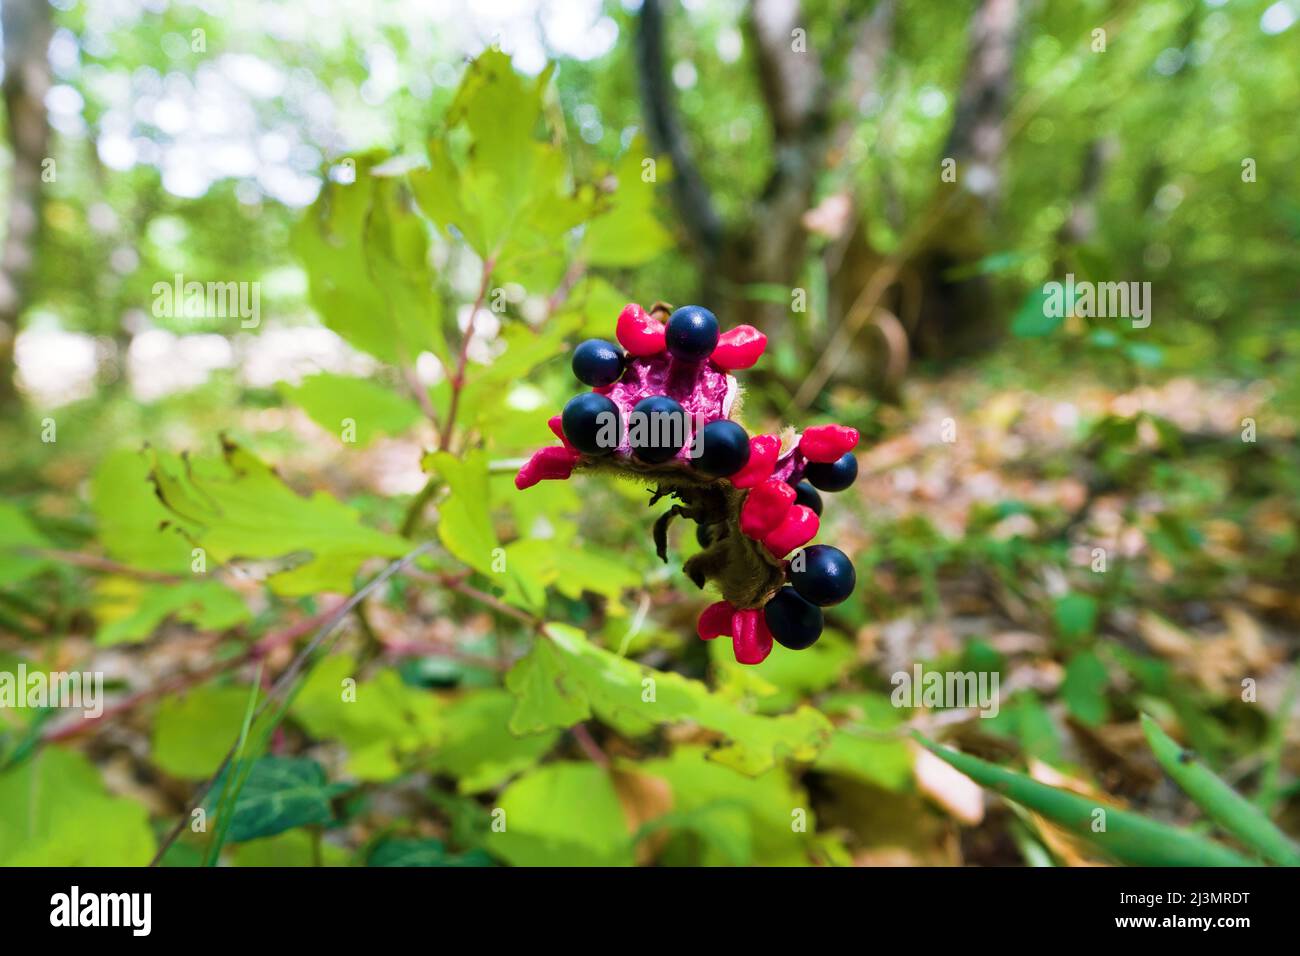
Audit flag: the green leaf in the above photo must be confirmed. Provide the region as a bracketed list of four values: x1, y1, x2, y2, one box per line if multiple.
[506, 624, 833, 775]
[488, 762, 634, 867]
[1061, 651, 1110, 727]
[368, 837, 494, 867]
[148, 440, 410, 596]
[412, 50, 589, 270]
[1140, 714, 1300, 867]
[92, 448, 192, 573]
[293, 154, 445, 366]
[916, 736, 1256, 866]
[0, 501, 52, 586]
[711, 630, 857, 713]
[1052, 592, 1098, 642]
[291, 655, 442, 781]
[280, 373, 422, 446]
[207, 756, 346, 843]
[93, 577, 250, 645]
[1010, 285, 1067, 338]
[424, 449, 499, 577]
[230, 829, 350, 867]
[0, 746, 156, 866]
[638, 745, 812, 866]
[812, 694, 913, 792]
[429, 690, 559, 793]
[581, 137, 673, 267]
[153, 685, 257, 778]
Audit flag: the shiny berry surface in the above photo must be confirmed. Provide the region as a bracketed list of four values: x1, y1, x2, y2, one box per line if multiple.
[665, 305, 720, 362]
[793, 480, 823, 515]
[629, 395, 687, 463]
[764, 587, 824, 650]
[571, 339, 625, 387]
[561, 393, 620, 456]
[789, 544, 856, 606]
[693, 419, 750, 477]
[804, 452, 858, 492]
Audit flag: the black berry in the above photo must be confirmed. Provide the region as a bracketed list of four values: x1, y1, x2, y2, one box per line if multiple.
[629, 395, 687, 463]
[804, 452, 858, 492]
[789, 544, 856, 606]
[571, 339, 625, 387]
[665, 305, 719, 362]
[793, 480, 823, 516]
[561, 393, 620, 455]
[764, 587, 823, 650]
[693, 419, 750, 477]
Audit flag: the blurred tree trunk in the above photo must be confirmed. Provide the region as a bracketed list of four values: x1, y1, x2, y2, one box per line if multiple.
[899, 0, 1019, 360]
[636, 0, 894, 335]
[0, 0, 53, 409]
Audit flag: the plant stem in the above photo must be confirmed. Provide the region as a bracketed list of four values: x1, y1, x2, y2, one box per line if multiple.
[440, 256, 496, 453]
[399, 477, 443, 538]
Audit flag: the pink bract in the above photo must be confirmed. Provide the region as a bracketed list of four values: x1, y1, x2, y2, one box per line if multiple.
[595, 351, 737, 462]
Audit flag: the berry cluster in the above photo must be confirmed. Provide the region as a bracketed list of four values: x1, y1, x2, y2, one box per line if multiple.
[516, 303, 859, 665]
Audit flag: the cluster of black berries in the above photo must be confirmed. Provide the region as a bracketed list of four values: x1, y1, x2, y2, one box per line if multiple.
[516, 302, 860, 665]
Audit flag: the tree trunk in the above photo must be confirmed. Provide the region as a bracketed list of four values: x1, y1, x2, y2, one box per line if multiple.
[0, 0, 53, 408]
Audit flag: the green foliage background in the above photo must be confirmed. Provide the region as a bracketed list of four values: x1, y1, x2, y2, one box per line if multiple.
[0, 0, 1298, 867]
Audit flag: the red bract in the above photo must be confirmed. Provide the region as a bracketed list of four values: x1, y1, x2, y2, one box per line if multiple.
[739, 477, 795, 538]
[730, 608, 773, 665]
[697, 600, 734, 640]
[763, 504, 819, 557]
[710, 325, 767, 370]
[514, 445, 580, 490]
[730, 433, 780, 489]
[798, 424, 860, 463]
[615, 303, 666, 356]
[547, 415, 576, 452]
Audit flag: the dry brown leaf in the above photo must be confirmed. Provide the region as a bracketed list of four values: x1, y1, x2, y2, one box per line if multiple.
[912, 742, 984, 825]
[611, 768, 674, 865]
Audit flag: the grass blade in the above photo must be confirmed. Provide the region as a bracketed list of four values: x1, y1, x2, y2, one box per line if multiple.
[916, 734, 1256, 867]
[1141, 713, 1300, 867]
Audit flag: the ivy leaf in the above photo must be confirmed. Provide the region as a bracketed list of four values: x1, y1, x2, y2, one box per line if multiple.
[488, 762, 634, 867]
[148, 439, 410, 596]
[506, 624, 833, 775]
[279, 373, 422, 447]
[0, 747, 156, 866]
[208, 756, 347, 843]
[368, 837, 494, 867]
[293, 154, 446, 366]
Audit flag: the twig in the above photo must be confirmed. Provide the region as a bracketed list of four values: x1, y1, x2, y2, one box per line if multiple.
[571, 722, 609, 768]
[399, 477, 443, 538]
[27, 549, 183, 584]
[439, 257, 496, 453]
[148, 543, 433, 866]
[40, 601, 343, 744]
